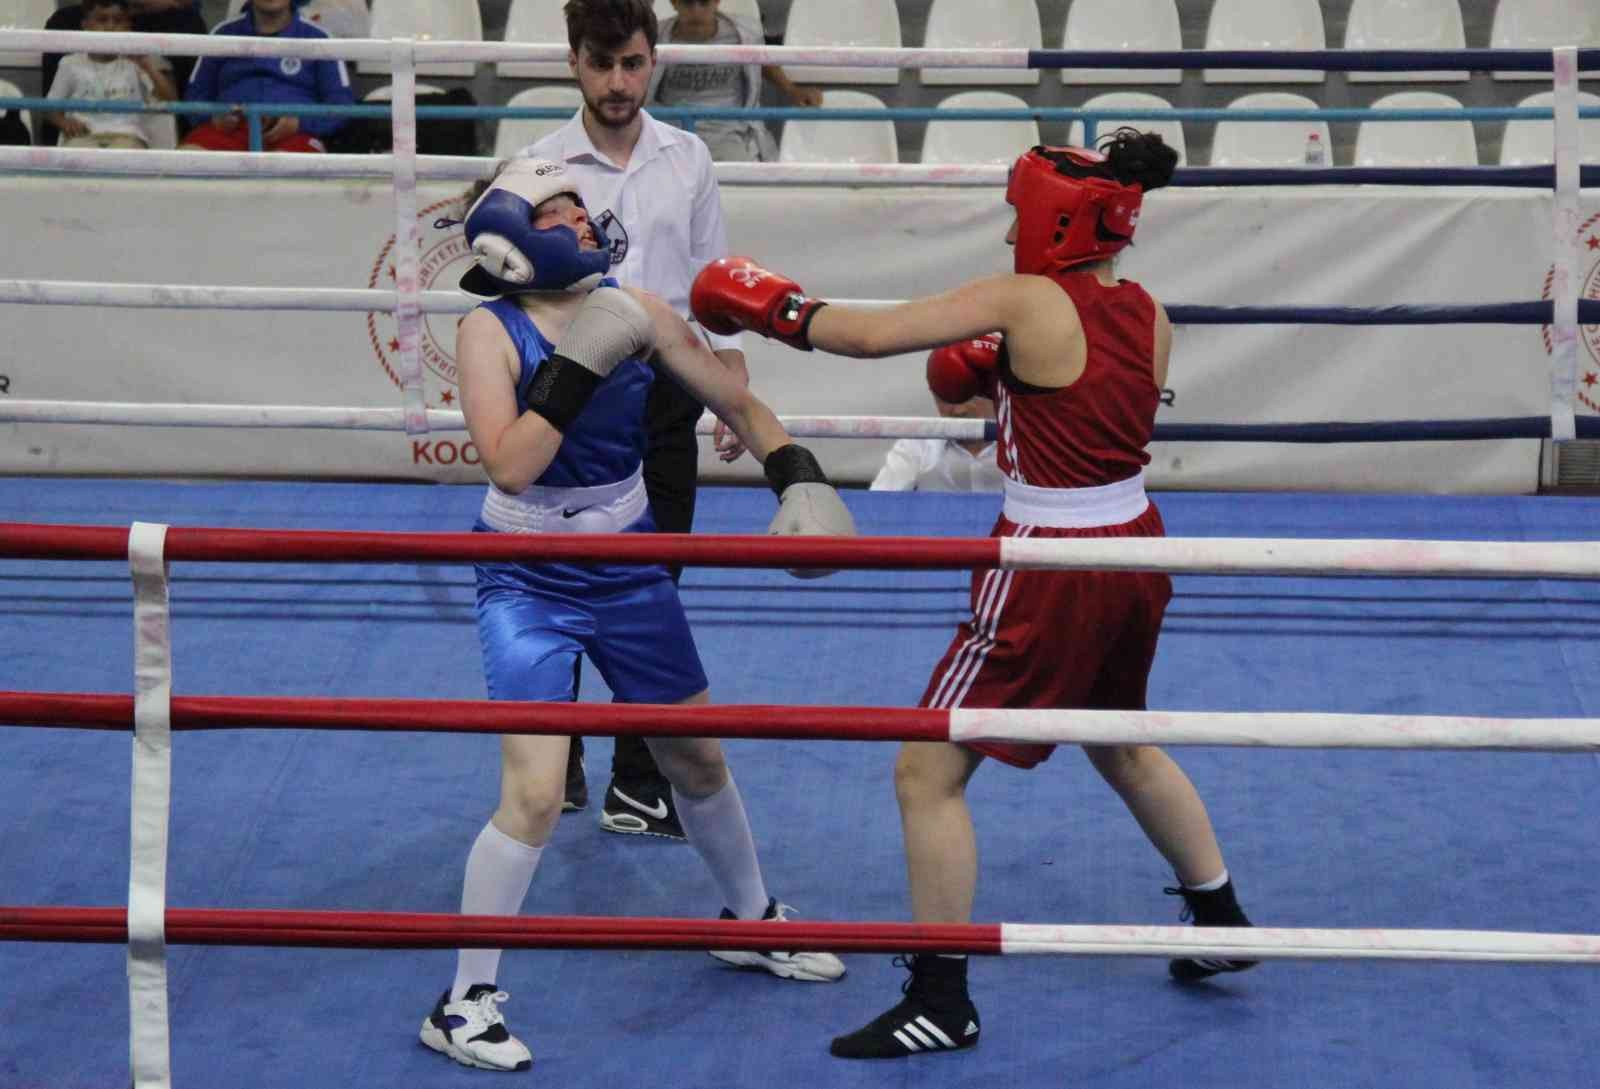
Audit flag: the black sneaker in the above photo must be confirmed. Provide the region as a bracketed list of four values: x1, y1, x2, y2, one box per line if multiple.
[830, 955, 980, 1059]
[1166, 879, 1259, 982]
[599, 776, 685, 839]
[562, 737, 587, 812]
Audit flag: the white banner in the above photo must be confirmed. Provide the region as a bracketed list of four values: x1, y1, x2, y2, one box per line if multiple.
[0, 176, 1595, 491]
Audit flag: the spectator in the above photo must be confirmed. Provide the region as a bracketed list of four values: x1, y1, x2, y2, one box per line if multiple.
[44, 0, 177, 150]
[871, 397, 1003, 493]
[41, 0, 204, 147]
[180, 0, 354, 153]
[647, 0, 821, 162]
[872, 337, 1006, 493]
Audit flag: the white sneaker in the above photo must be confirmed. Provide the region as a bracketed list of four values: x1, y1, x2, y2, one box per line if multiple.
[420, 984, 533, 1072]
[709, 898, 846, 982]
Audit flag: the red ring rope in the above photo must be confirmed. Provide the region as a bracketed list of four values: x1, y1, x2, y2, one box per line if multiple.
[0, 906, 1001, 954]
[0, 522, 996, 568]
[0, 692, 949, 741]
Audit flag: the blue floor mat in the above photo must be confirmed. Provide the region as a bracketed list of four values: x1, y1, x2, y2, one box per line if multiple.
[1, 480, 1597, 1088]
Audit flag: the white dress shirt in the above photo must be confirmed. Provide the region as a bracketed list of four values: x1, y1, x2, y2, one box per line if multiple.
[523, 109, 743, 353]
[870, 439, 1006, 493]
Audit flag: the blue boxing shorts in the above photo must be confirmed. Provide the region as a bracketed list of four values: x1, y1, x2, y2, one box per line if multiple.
[472, 470, 709, 705]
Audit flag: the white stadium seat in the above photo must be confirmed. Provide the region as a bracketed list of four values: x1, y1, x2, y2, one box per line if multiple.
[1344, 0, 1468, 84]
[0, 0, 56, 68]
[1209, 92, 1328, 167]
[359, 0, 483, 78]
[921, 91, 1038, 165]
[1354, 91, 1478, 167]
[1490, 0, 1600, 81]
[1499, 90, 1600, 164]
[1204, 0, 1326, 85]
[1060, 0, 1181, 86]
[783, 0, 902, 86]
[1067, 92, 1187, 166]
[494, 85, 583, 160]
[920, 0, 1041, 87]
[778, 89, 897, 163]
[499, 0, 572, 79]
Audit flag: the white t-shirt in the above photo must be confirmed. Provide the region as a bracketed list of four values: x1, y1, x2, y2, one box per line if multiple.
[870, 439, 1006, 493]
[522, 110, 743, 353]
[47, 53, 152, 140]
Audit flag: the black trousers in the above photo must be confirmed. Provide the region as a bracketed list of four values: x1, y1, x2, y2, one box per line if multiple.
[606, 376, 702, 782]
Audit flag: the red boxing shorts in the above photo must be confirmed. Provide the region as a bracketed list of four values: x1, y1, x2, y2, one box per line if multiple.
[180, 122, 326, 154]
[918, 503, 1172, 769]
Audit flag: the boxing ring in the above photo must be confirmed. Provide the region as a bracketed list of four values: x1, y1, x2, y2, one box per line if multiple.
[2, 29, 1600, 1089]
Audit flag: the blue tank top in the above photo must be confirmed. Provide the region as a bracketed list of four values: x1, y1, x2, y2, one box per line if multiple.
[482, 295, 654, 487]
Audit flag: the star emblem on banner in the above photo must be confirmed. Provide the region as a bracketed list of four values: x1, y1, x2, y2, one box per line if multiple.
[1540, 211, 1600, 414]
[439, 389, 456, 405]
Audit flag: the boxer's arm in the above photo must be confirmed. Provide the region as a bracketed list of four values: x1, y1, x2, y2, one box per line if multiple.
[633, 289, 791, 462]
[806, 273, 1052, 357]
[456, 309, 564, 494]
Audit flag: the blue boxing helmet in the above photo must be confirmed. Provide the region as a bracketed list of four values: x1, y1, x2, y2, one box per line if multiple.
[458, 158, 614, 298]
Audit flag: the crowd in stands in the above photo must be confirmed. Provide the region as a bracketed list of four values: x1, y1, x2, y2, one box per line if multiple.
[0, 1, 1597, 162]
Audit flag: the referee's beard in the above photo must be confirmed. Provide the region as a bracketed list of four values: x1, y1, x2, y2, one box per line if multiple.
[583, 90, 644, 131]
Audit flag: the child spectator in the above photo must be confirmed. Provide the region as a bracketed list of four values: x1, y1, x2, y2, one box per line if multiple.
[647, 0, 821, 162]
[181, 0, 354, 153]
[44, 0, 177, 150]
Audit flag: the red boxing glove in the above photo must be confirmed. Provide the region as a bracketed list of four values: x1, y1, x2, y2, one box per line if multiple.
[926, 333, 1002, 403]
[690, 256, 827, 352]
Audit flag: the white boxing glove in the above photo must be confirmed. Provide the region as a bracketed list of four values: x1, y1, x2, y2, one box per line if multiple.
[764, 444, 856, 579]
[518, 286, 657, 431]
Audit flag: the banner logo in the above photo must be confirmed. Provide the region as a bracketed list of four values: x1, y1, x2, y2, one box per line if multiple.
[366, 196, 474, 407]
[729, 264, 769, 289]
[1540, 210, 1600, 414]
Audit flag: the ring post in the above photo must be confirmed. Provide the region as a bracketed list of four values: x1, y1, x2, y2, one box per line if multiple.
[1549, 46, 1581, 443]
[126, 522, 173, 1089]
[388, 36, 428, 436]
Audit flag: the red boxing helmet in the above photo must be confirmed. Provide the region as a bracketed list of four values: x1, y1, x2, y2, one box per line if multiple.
[1005, 145, 1144, 276]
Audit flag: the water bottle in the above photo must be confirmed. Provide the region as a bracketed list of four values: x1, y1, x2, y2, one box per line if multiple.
[1304, 131, 1328, 167]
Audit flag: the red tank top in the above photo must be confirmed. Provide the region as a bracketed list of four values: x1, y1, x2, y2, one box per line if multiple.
[993, 271, 1160, 488]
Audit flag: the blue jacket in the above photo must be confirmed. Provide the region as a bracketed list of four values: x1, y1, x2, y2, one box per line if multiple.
[185, 7, 354, 138]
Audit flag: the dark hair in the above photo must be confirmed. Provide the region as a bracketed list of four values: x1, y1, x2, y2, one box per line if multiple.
[461, 160, 509, 213]
[82, 0, 132, 15]
[563, 0, 658, 56]
[1096, 127, 1179, 191]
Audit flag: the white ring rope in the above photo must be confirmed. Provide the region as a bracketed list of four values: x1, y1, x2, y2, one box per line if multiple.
[0, 398, 990, 441]
[947, 708, 1600, 752]
[0, 147, 1006, 185]
[0, 29, 1027, 69]
[0, 280, 901, 313]
[997, 924, 1600, 963]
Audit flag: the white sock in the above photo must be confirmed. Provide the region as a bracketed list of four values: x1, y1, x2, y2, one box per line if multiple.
[1185, 869, 1230, 893]
[451, 820, 545, 1002]
[673, 776, 769, 920]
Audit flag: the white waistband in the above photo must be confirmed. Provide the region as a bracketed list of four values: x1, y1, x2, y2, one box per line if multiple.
[1002, 470, 1150, 529]
[480, 466, 647, 535]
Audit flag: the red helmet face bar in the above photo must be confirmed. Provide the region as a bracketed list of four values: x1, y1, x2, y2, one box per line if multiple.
[1005, 145, 1144, 276]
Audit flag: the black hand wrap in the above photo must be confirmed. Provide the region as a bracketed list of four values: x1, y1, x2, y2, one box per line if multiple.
[517, 353, 603, 433]
[763, 443, 829, 497]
